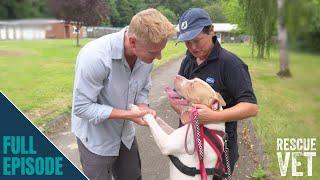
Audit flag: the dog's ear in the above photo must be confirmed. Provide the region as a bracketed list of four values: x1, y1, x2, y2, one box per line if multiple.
[216, 92, 226, 107]
[208, 98, 219, 110]
[209, 93, 226, 110]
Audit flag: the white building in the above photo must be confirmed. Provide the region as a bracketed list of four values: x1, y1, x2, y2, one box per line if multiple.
[213, 23, 238, 42]
[0, 19, 62, 40]
[176, 23, 238, 43]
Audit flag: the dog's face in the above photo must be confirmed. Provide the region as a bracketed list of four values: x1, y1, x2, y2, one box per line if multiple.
[174, 75, 226, 110]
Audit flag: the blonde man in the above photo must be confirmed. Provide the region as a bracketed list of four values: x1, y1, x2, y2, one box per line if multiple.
[72, 8, 176, 180]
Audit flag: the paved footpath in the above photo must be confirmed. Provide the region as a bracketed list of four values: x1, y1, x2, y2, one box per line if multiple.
[47, 57, 267, 180]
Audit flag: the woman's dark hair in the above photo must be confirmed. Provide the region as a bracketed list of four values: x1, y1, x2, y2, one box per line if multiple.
[202, 25, 213, 34]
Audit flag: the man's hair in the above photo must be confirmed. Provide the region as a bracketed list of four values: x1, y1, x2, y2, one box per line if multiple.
[128, 8, 176, 43]
[202, 25, 213, 35]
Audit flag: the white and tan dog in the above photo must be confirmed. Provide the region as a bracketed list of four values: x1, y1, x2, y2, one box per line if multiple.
[132, 75, 226, 180]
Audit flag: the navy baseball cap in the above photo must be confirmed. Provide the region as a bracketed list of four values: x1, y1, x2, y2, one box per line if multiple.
[177, 8, 212, 41]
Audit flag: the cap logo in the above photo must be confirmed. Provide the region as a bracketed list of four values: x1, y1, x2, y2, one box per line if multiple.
[181, 21, 188, 30]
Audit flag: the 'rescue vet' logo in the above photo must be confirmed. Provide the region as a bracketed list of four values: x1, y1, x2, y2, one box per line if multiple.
[277, 138, 316, 177]
[181, 21, 188, 30]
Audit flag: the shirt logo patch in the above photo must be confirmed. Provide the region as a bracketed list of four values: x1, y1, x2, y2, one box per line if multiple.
[181, 21, 188, 30]
[206, 77, 215, 85]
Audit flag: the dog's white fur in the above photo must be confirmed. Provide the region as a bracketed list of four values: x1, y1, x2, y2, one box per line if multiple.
[143, 114, 224, 180]
[137, 76, 226, 180]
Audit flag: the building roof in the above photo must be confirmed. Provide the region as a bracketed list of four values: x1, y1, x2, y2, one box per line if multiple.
[176, 23, 238, 33]
[213, 23, 238, 32]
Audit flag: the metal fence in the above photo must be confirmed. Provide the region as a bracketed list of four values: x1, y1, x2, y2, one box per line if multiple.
[86, 26, 122, 38]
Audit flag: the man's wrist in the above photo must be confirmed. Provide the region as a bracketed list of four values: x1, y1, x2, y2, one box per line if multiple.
[137, 103, 149, 108]
[110, 108, 133, 120]
[124, 110, 136, 120]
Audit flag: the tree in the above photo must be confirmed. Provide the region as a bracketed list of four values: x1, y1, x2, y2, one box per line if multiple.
[105, 0, 223, 27]
[116, 0, 134, 26]
[238, 0, 320, 76]
[203, 3, 227, 23]
[48, 0, 109, 46]
[157, 6, 178, 24]
[285, 0, 320, 53]
[107, 0, 147, 27]
[105, 0, 120, 26]
[276, 0, 291, 77]
[239, 0, 277, 59]
[238, 0, 293, 76]
[159, 0, 214, 17]
[130, 0, 148, 13]
[0, 0, 49, 19]
[222, 0, 244, 24]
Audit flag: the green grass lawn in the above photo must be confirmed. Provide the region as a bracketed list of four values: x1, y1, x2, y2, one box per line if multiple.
[0, 39, 186, 126]
[223, 43, 320, 179]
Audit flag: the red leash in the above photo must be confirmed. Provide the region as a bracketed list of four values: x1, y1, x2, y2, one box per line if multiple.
[185, 107, 207, 180]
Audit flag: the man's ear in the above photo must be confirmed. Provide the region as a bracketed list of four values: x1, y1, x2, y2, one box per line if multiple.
[216, 92, 226, 106]
[209, 25, 215, 36]
[128, 36, 137, 48]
